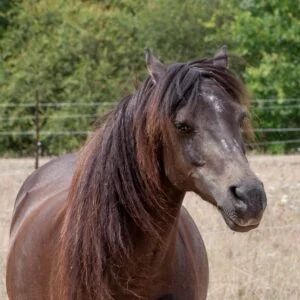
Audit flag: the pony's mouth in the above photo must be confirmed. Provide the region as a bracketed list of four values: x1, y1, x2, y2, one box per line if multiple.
[218, 208, 259, 232]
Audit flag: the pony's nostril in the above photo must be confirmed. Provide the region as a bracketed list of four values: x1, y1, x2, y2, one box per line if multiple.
[230, 185, 240, 199]
[230, 184, 247, 200]
[230, 181, 267, 211]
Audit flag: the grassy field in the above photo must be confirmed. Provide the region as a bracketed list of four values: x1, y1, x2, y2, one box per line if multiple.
[1, 156, 300, 299]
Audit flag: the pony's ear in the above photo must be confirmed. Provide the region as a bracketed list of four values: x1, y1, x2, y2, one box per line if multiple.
[213, 45, 228, 68]
[145, 48, 166, 84]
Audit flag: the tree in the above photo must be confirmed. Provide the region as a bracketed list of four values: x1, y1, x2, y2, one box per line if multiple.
[226, 0, 300, 152]
[0, 0, 299, 155]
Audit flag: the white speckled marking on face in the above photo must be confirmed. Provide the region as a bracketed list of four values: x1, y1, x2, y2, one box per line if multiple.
[233, 139, 240, 149]
[221, 139, 229, 151]
[207, 94, 224, 113]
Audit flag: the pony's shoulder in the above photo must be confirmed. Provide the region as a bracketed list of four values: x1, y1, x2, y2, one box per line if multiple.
[15, 154, 77, 204]
[9, 154, 77, 239]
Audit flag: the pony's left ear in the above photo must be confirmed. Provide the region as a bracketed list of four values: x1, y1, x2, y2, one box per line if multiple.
[145, 48, 166, 84]
[213, 45, 228, 68]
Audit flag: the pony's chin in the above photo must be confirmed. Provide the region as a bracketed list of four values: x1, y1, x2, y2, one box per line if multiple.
[219, 210, 260, 232]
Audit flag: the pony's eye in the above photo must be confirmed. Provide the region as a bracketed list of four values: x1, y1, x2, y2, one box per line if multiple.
[174, 122, 194, 134]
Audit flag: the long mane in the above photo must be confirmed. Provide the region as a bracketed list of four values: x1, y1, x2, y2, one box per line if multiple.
[57, 57, 251, 299]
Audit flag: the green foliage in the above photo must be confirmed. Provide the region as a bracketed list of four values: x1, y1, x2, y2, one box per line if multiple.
[0, 0, 139, 155]
[0, 0, 299, 155]
[0, 0, 12, 34]
[227, 0, 300, 152]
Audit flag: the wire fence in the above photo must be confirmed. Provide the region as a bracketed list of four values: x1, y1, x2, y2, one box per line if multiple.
[0, 98, 299, 167]
[1, 101, 299, 139]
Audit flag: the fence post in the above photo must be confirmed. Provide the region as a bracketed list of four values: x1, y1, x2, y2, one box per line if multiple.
[35, 91, 41, 169]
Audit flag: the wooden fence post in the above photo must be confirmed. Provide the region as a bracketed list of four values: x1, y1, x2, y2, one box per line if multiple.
[35, 91, 41, 169]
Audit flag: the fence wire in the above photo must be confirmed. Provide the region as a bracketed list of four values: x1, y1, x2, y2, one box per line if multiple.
[0, 100, 299, 148]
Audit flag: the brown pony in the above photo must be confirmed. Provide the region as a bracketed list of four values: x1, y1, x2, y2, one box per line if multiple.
[6, 47, 267, 300]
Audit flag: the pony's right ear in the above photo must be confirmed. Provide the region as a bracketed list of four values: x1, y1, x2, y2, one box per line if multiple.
[213, 45, 228, 68]
[145, 49, 166, 84]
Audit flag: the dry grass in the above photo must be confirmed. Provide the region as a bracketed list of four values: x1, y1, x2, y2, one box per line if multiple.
[1, 156, 300, 299]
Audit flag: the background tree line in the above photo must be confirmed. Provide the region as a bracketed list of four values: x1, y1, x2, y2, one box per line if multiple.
[0, 0, 299, 156]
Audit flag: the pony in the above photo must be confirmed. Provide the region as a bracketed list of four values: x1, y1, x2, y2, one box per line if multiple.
[6, 47, 267, 300]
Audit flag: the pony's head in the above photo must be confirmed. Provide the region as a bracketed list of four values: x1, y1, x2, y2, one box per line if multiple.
[137, 47, 267, 232]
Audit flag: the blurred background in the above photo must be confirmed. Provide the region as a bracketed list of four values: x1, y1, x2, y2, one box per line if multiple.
[0, 0, 299, 156]
[0, 1, 299, 299]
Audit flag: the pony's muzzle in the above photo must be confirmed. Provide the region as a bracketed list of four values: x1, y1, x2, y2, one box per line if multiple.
[230, 179, 267, 226]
